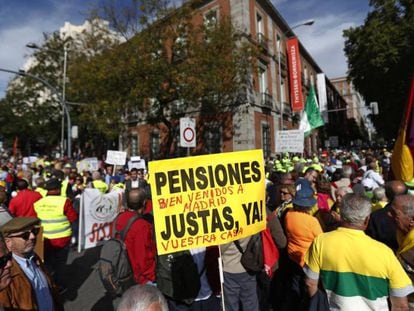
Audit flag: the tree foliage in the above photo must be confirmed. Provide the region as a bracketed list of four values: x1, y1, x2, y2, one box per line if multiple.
[344, 0, 414, 139]
[68, 0, 257, 157]
[2, 20, 120, 155]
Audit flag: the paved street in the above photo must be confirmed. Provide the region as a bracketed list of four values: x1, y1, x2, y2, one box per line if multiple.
[62, 246, 122, 311]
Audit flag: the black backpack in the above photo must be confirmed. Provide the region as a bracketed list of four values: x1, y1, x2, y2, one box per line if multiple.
[234, 233, 263, 274]
[156, 250, 202, 304]
[98, 214, 140, 297]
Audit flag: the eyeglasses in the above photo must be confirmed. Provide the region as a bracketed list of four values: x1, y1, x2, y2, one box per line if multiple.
[280, 191, 290, 195]
[8, 227, 40, 240]
[0, 252, 12, 269]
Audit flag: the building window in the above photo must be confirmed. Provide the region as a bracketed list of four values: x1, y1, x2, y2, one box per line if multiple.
[131, 134, 139, 156]
[173, 25, 187, 62]
[276, 34, 281, 52]
[262, 123, 271, 158]
[258, 61, 268, 95]
[281, 78, 286, 103]
[304, 66, 308, 85]
[256, 13, 263, 35]
[204, 9, 218, 27]
[204, 123, 222, 154]
[150, 130, 161, 159]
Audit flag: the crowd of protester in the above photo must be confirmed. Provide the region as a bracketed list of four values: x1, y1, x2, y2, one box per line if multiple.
[0, 147, 412, 310]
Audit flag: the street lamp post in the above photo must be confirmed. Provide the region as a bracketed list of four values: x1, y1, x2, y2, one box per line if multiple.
[0, 67, 71, 157]
[278, 19, 315, 130]
[26, 43, 71, 157]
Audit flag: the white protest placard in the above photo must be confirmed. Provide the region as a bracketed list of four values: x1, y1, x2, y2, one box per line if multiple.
[23, 156, 38, 164]
[77, 157, 99, 172]
[180, 117, 196, 147]
[79, 188, 124, 251]
[276, 130, 304, 153]
[106, 150, 127, 166]
[128, 158, 146, 171]
[130, 156, 141, 162]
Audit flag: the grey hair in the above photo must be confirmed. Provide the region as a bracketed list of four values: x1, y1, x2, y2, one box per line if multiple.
[394, 195, 414, 218]
[92, 171, 101, 180]
[373, 187, 386, 201]
[342, 165, 353, 178]
[335, 186, 353, 196]
[117, 285, 168, 311]
[340, 194, 371, 226]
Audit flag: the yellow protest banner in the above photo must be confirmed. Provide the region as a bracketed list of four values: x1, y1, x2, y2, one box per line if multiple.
[149, 149, 266, 255]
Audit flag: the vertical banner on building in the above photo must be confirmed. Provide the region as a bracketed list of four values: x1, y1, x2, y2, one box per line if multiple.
[317, 73, 328, 123]
[287, 37, 304, 112]
[149, 150, 266, 255]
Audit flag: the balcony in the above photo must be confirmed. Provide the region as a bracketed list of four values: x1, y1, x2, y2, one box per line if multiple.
[261, 92, 273, 109]
[282, 102, 292, 118]
[257, 33, 268, 51]
[280, 53, 287, 69]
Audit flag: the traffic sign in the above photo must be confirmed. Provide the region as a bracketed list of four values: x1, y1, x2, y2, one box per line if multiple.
[180, 117, 196, 147]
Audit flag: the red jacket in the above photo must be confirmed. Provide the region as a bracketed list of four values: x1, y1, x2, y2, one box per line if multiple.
[9, 189, 42, 217]
[115, 210, 156, 284]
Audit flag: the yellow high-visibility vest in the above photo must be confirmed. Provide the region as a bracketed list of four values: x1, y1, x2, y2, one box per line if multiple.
[34, 195, 72, 239]
[92, 180, 108, 194]
[35, 187, 48, 198]
[61, 180, 69, 197]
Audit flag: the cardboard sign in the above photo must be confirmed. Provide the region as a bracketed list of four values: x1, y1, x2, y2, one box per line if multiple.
[23, 156, 38, 164]
[149, 149, 266, 255]
[79, 189, 124, 250]
[77, 157, 99, 172]
[275, 130, 304, 153]
[106, 150, 127, 166]
[128, 156, 146, 171]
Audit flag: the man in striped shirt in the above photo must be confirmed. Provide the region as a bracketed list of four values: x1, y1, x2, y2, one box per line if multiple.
[304, 193, 413, 311]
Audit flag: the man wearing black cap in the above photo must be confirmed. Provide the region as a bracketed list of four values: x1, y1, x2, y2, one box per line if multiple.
[0, 217, 63, 310]
[33, 178, 78, 292]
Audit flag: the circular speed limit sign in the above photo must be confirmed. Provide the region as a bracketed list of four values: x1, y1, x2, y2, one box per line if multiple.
[183, 127, 195, 142]
[180, 118, 196, 147]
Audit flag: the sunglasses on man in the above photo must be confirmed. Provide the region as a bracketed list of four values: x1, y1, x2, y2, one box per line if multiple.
[0, 252, 12, 269]
[8, 227, 40, 241]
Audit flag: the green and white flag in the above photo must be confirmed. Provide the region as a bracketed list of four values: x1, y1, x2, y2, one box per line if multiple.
[299, 85, 324, 137]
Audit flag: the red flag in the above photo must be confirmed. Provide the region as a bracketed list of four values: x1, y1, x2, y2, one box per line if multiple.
[391, 74, 414, 181]
[12, 136, 18, 156]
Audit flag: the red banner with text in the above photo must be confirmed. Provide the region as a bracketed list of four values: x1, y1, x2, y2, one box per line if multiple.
[287, 37, 304, 112]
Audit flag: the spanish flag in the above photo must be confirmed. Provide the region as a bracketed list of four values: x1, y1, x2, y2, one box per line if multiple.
[391, 74, 414, 181]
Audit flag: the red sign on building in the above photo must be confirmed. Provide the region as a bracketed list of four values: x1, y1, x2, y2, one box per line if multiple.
[287, 38, 304, 112]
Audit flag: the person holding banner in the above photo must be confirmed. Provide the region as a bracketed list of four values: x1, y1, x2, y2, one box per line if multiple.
[92, 171, 108, 194]
[220, 236, 259, 311]
[115, 188, 156, 285]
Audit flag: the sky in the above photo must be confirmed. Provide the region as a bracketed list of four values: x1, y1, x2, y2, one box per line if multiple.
[0, 0, 371, 99]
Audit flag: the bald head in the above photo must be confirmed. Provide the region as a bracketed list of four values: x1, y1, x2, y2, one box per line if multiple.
[127, 188, 147, 211]
[393, 195, 414, 218]
[385, 180, 408, 202]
